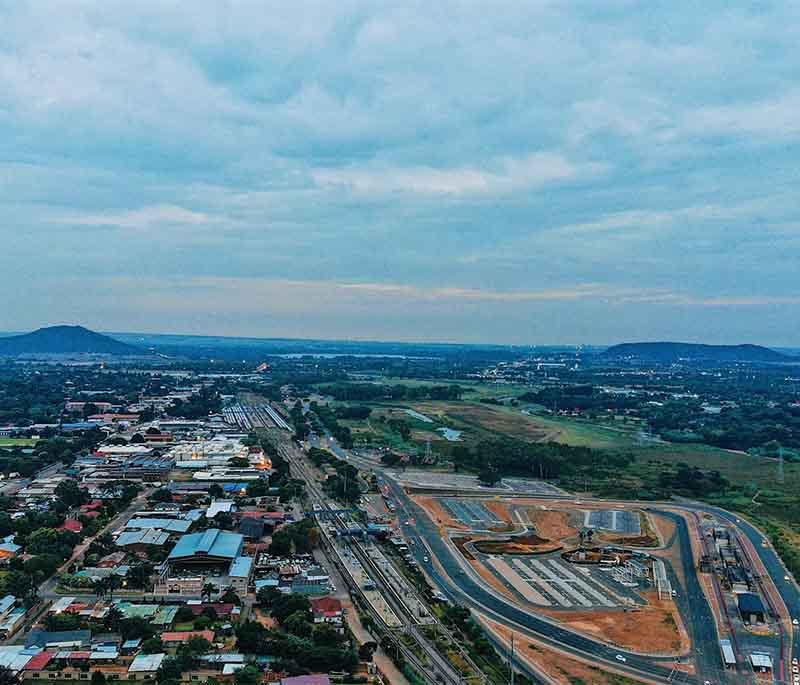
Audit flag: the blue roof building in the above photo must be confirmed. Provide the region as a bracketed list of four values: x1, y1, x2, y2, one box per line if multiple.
[167, 529, 244, 565]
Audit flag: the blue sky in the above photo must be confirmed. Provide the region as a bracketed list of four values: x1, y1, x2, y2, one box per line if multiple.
[2, 2, 799, 344]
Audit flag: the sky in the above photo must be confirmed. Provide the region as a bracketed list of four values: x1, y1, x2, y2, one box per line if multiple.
[1, 1, 799, 345]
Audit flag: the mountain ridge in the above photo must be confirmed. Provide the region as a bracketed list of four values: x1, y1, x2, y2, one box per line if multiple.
[601, 341, 792, 363]
[0, 325, 141, 356]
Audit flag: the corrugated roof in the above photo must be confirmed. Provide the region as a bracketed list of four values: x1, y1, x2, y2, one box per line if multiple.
[229, 556, 253, 578]
[168, 529, 244, 561]
[116, 529, 170, 547]
[125, 518, 192, 533]
[128, 653, 165, 672]
[23, 651, 53, 671]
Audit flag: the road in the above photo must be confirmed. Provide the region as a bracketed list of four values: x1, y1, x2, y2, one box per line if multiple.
[385, 476, 707, 685]
[39, 487, 153, 601]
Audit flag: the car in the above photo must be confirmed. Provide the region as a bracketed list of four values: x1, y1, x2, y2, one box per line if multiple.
[794, 618, 799, 626]
[423, 556, 429, 563]
[615, 655, 626, 663]
[793, 657, 799, 666]
[794, 666, 799, 675]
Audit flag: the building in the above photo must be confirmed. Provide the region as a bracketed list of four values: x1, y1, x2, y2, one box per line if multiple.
[228, 557, 253, 594]
[749, 652, 773, 673]
[311, 597, 343, 625]
[737, 592, 767, 624]
[25, 630, 91, 649]
[168, 530, 244, 568]
[116, 529, 170, 549]
[161, 630, 215, 647]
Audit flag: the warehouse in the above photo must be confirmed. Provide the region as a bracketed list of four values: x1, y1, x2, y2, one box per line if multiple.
[737, 592, 767, 624]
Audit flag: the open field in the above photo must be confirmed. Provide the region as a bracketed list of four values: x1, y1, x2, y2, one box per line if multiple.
[0, 437, 38, 447]
[479, 616, 649, 685]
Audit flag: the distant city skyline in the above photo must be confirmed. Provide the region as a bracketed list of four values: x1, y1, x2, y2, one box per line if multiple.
[2, 4, 799, 345]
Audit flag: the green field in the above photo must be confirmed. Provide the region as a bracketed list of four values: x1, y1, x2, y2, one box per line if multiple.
[0, 438, 38, 447]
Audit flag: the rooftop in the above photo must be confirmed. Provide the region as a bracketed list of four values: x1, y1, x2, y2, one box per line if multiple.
[168, 529, 244, 562]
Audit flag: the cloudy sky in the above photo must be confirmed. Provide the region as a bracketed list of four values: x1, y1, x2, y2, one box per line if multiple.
[2, 2, 799, 345]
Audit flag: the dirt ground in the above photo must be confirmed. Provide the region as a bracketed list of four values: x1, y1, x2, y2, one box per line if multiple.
[467, 558, 520, 603]
[473, 532, 561, 555]
[252, 608, 277, 628]
[528, 508, 577, 542]
[483, 500, 514, 530]
[479, 615, 649, 685]
[539, 591, 690, 655]
[413, 495, 468, 531]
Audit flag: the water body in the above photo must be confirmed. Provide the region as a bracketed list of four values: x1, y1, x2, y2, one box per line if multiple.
[437, 427, 462, 442]
[405, 409, 434, 423]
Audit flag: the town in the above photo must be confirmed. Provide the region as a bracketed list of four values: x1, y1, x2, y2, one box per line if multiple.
[0, 330, 795, 685]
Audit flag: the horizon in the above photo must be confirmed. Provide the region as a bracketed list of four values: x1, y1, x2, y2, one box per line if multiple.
[3, 4, 800, 344]
[2, 324, 799, 353]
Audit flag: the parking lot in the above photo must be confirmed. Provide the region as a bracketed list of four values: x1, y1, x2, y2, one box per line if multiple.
[484, 554, 643, 609]
[585, 509, 641, 535]
[443, 499, 502, 526]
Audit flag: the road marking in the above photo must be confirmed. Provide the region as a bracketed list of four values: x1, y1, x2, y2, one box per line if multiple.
[487, 557, 551, 606]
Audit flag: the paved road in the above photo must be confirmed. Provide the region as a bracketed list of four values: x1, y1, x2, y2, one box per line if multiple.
[385, 477, 704, 685]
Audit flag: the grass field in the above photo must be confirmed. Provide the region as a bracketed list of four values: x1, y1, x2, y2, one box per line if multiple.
[0, 438, 37, 447]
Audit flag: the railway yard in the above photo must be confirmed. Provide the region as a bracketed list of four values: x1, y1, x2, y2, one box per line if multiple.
[301, 435, 800, 685]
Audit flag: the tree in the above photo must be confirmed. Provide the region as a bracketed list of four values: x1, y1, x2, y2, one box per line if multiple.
[90, 671, 107, 685]
[126, 562, 153, 590]
[219, 587, 241, 605]
[142, 637, 164, 654]
[235, 621, 269, 654]
[358, 641, 377, 662]
[208, 484, 224, 498]
[182, 636, 212, 656]
[201, 582, 217, 602]
[55, 479, 88, 508]
[149, 488, 173, 503]
[234, 666, 262, 685]
[175, 606, 196, 623]
[283, 610, 313, 638]
[228, 457, 250, 468]
[256, 586, 280, 608]
[271, 594, 311, 624]
[477, 464, 501, 487]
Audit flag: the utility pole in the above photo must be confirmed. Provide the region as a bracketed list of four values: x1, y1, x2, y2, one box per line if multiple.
[509, 632, 515, 685]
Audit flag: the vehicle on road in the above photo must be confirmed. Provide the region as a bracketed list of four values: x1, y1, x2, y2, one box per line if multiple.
[423, 555, 429, 563]
[615, 655, 626, 663]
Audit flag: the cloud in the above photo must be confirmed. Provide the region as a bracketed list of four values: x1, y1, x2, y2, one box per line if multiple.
[311, 153, 604, 196]
[56, 205, 221, 230]
[1, 2, 800, 343]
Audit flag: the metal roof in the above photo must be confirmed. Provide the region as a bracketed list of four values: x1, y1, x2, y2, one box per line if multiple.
[125, 518, 192, 533]
[116, 529, 170, 547]
[749, 653, 773, 669]
[168, 529, 244, 561]
[128, 653, 166, 673]
[229, 556, 253, 578]
[737, 592, 766, 613]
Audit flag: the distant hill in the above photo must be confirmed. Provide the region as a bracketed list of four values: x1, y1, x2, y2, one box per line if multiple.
[0, 325, 141, 356]
[601, 341, 792, 363]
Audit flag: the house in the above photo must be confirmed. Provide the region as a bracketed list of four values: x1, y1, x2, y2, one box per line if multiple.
[128, 652, 166, 677]
[161, 630, 215, 647]
[60, 519, 84, 534]
[238, 517, 265, 540]
[25, 629, 91, 649]
[310, 597, 343, 624]
[206, 500, 236, 519]
[228, 557, 253, 594]
[281, 675, 331, 685]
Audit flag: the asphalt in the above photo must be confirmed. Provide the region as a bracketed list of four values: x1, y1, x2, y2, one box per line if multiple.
[385, 477, 704, 684]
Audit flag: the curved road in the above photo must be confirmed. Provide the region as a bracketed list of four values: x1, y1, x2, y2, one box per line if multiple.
[385, 477, 708, 684]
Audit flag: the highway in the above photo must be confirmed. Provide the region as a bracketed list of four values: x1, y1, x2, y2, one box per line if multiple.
[308, 433, 799, 683]
[385, 476, 707, 685]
